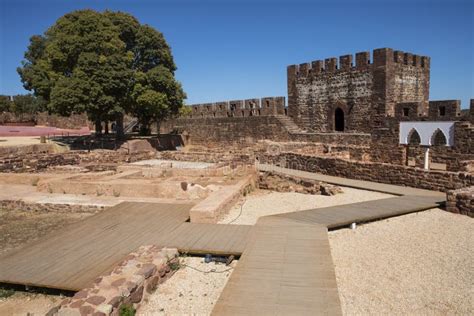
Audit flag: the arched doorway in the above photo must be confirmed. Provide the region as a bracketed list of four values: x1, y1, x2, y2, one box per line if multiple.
[334, 108, 344, 132]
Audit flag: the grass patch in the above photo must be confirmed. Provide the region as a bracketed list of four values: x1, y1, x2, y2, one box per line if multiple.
[0, 287, 15, 299]
[119, 303, 136, 316]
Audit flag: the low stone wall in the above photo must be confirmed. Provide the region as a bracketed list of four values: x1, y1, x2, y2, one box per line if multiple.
[446, 187, 474, 217]
[259, 152, 473, 192]
[0, 200, 103, 213]
[54, 246, 179, 316]
[0, 143, 56, 156]
[0, 150, 155, 173]
[258, 171, 342, 195]
[190, 175, 256, 223]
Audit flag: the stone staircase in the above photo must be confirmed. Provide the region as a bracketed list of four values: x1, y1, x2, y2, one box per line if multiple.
[274, 115, 306, 134]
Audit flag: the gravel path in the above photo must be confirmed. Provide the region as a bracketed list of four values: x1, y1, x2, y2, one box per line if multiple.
[329, 208, 473, 315]
[139, 257, 236, 315]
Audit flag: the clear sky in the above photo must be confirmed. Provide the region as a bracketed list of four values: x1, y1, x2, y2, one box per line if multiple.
[0, 0, 473, 108]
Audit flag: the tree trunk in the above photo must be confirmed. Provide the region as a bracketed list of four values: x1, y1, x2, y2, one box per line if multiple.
[104, 121, 109, 134]
[95, 119, 102, 136]
[115, 113, 124, 139]
[156, 121, 161, 136]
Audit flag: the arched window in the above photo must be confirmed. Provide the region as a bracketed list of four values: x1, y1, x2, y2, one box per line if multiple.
[334, 108, 344, 132]
[407, 128, 421, 145]
[431, 129, 447, 146]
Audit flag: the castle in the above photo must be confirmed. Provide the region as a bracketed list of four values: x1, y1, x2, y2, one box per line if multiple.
[163, 48, 473, 193]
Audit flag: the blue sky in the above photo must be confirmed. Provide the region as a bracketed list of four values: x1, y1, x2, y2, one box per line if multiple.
[0, 0, 473, 108]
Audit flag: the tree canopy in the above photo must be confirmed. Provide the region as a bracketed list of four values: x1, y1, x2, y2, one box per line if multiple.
[18, 9, 185, 135]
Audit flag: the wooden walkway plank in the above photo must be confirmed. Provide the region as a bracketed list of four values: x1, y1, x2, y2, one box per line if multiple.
[0, 202, 192, 291]
[212, 217, 342, 316]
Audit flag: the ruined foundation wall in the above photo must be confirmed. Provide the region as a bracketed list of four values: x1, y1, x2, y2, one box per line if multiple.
[259, 152, 472, 192]
[446, 187, 474, 217]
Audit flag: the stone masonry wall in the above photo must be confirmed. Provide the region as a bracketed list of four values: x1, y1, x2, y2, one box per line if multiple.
[259, 152, 472, 192]
[168, 116, 291, 147]
[186, 97, 285, 119]
[446, 186, 474, 217]
[0, 112, 91, 129]
[287, 48, 430, 132]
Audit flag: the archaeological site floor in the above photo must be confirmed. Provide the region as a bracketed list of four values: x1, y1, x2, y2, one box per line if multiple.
[0, 163, 445, 314]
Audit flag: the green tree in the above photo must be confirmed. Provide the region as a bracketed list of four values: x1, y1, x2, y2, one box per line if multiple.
[0, 96, 12, 112]
[18, 10, 185, 137]
[11, 94, 47, 115]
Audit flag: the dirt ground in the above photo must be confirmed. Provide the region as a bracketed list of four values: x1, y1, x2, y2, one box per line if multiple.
[0, 207, 93, 315]
[0, 208, 94, 255]
[0, 292, 63, 316]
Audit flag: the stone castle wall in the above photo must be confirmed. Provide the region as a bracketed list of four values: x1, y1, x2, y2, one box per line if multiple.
[186, 97, 285, 119]
[287, 48, 430, 132]
[0, 112, 91, 129]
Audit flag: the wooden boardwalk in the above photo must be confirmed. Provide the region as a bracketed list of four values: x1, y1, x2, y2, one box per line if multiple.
[0, 165, 446, 315]
[212, 166, 445, 315]
[0, 202, 252, 291]
[213, 217, 341, 315]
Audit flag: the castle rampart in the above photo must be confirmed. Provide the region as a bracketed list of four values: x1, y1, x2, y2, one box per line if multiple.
[187, 97, 285, 119]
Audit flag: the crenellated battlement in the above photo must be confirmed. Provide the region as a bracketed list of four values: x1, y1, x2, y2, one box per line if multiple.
[186, 97, 286, 119]
[287, 48, 430, 78]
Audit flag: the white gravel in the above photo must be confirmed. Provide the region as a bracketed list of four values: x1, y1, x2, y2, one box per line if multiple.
[139, 257, 237, 315]
[329, 208, 474, 315]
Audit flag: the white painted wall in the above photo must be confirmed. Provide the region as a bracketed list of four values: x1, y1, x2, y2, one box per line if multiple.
[399, 121, 454, 146]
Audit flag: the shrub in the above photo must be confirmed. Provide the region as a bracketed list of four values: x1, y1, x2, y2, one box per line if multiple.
[119, 304, 136, 316]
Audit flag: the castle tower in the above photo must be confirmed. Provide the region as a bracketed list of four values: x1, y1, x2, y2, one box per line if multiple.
[287, 48, 430, 132]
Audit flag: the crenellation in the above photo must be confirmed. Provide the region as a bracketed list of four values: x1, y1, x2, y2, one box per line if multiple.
[339, 54, 353, 70]
[355, 51, 370, 69]
[404, 52, 413, 66]
[373, 47, 394, 66]
[394, 50, 404, 63]
[324, 58, 337, 72]
[421, 56, 430, 68]
[187, 97, 285, 118]
[311, 60, 324, 74]
[298, 63, 311, 76]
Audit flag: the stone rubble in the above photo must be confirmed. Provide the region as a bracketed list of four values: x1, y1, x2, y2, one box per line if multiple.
[52, 246, 179, 316]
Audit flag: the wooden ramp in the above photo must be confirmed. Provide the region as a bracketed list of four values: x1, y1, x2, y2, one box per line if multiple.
[213, 217, 341, 315]
[277, 195, 443, 229]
